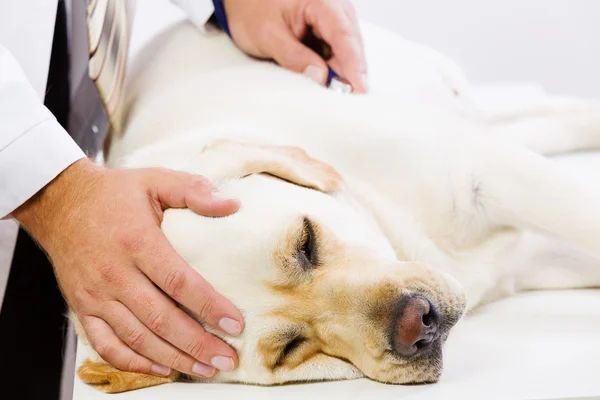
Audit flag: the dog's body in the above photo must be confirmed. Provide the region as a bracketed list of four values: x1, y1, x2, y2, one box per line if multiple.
[77, 21, 600, 393]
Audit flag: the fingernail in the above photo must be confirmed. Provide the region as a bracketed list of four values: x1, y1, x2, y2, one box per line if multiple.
[303, 65, 325, 84]
[192, 362, 216, 378]
[219, 317, 242, 336]
[211, 356, 234, 372]
[360, 73, 369, 92]
[211, 190, 233, 203]
[151, 363, 171, 376]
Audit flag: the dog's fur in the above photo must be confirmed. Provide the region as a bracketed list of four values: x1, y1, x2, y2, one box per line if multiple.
[75, 21, 600, 393]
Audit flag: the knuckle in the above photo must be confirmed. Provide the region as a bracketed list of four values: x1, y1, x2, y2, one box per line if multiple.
[132, 290, 153, 310]
[166, 350, 187, 369]
[187, 339, 207, 360]
[72, 288, 93, 312]
[189, 175, 212, 192]
[198, 292, 216, 320]
[117, 229, 146, 253]
[93, 341, 114, 362]
[98, 263, 124, 285]
[148, 310, 170, 336]
[125, 358, 145, 373]
[124, 328, 147, 351]
[164, 269, 188, 299]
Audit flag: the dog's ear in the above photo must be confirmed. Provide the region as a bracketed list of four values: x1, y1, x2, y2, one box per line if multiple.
[78, 359, 179, 393]
[192, 139, 344, 193]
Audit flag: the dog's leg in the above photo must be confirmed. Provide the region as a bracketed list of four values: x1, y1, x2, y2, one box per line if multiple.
[484, 96, 600, 155]
[510, 232, 600, 291]
[463, 139, 600, 261]
[78, 359, 179, 393]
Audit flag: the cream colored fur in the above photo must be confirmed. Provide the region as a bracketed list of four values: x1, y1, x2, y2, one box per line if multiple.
[76, 21, 600, 392]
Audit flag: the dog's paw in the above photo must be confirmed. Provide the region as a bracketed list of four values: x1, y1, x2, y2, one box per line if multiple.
[77, 359, 179, 393]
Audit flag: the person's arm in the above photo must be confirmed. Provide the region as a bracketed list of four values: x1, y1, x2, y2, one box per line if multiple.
[0, 42, 85, 218]
[2, 41, 245, 378]
[170, 0, 368, 93]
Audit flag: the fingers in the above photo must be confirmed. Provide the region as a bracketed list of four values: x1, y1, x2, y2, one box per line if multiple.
[303, 0, 368, 92]
[99, 300, 222, 377]
[118, 271, 239, 373]
[83, 315, 168, 377]
[133, 226, 244, 337]
[146, 169, 241, 218]
[265, 25, 330, 85]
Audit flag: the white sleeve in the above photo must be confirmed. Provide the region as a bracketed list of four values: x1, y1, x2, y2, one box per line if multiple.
[170, 0, 216, 33]
[171, 0, 215, 33]
[0, 43, 85, 219]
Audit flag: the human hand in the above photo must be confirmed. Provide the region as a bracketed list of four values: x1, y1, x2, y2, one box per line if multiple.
[14, 159, 243, 378]
[223, 0, 368, 92]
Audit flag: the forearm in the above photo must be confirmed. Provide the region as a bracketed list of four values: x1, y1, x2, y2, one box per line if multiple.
[12, 158, 102, 252]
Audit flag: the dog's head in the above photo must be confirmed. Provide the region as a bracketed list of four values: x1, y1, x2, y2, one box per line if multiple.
[158, 139, 466, 385]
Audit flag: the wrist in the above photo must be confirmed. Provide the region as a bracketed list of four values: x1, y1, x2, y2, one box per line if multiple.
[13, 158, 104, 249]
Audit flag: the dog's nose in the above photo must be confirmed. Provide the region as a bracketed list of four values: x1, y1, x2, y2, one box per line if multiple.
[393, 296, 439, 357]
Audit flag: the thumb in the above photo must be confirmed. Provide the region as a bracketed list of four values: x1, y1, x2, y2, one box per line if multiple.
[268, 27, 329, 85]
[145, 168, 241, 218]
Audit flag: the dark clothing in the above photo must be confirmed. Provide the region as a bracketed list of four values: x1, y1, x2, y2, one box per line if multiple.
[0, 2, 73, 399]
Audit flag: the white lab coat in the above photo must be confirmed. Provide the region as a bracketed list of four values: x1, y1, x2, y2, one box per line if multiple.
[0, 0, 216, 219]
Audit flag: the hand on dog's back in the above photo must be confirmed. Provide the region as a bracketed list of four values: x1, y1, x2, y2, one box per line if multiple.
[12, 158, 244, 379]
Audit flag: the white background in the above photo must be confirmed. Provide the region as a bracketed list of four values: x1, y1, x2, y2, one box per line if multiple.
[353, 0, 600, 98]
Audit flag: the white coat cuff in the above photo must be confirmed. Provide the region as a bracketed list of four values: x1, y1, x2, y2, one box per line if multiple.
[170, 0, 218, 33]
[0, 119, 85, 218]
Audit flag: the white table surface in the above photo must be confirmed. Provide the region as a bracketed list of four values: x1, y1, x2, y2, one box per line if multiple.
[74, 289, 600, 400]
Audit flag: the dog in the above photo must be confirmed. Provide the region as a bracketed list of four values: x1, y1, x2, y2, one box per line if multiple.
[75, 19, 600, 393]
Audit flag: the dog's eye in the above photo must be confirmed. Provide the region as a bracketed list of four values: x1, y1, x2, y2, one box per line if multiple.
[298, 219, 318, 268]
[280, 337, 305, 360]
[273, 335, 308, 369]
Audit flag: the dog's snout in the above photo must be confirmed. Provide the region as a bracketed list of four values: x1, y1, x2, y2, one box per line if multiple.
[393, 296, 440, 357]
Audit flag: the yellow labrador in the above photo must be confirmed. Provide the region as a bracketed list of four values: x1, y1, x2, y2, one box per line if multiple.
[75, 21, 600, 393]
